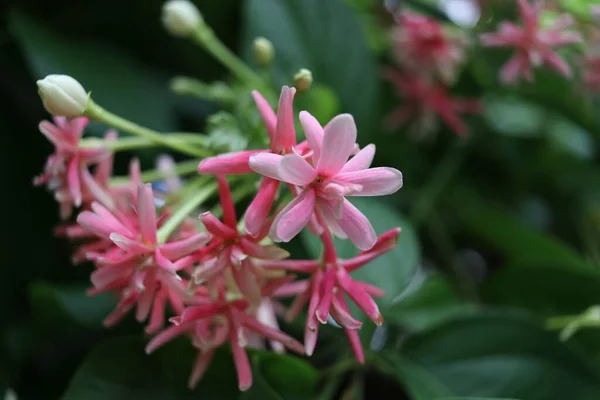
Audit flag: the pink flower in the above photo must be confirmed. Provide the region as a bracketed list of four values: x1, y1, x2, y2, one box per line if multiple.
[384, 69, 481, 137]
[192, 176, 289, 306]
[259, 228, 400, 361]
[249, 112, 402, 250]
[480, 0, 582, 83]
[146, 285, 305, 391]
[391, 11, 466, 83]
[76, 183, 211, 331]
[198, 86, 303, 237]
[34, 117, 111, 219]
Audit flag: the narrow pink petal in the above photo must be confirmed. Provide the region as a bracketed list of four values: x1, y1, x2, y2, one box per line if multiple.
[177, 303, 221, 323]
[129, 158, 142, 187]
[336, 269, 383, 326]
[285, 290, 311, 322]
[336, 167, 403, 196]
[90, 202, 131, 235]
[239, 239, 289, 260]
[299, 110, 324, 163]
[355, 281, 386, 298]
[70, 116, 89, 138]
[216, 175, 237, 229]
[198, 150, 259, 175]
[345, 328, 365, 364]
[77, 211, 117, 239]
[145, 321, 196, 353]
[249, 153, 284, 180]
[155, 248, 178, 272]
[110, 233, 151, 254]
[188, 350, 215, 389]
[337, 199, 377, 250]
[278, 153, 317, 186]
[234, 310, 304, 354]
[67, 157, 82, 206]
[542, 50, 572, 77]
[500, 53, 530, 84]
[316, 114, 357, 176]
[103, 296, 136, 328]
[252, 90, 276, 142]
[81, 168, 115, 211]
[270, 188, 316, 242]
[199, 212, 238, 239]
[316, 201, 347, 239]
[137, 184, 157, 245]
[146, 290, 167, 334]
[255, 259, 319, 273]
[331, 294, 363, 330]
[230, 331, 253, 391]
[272, 86, 297, 152]
[256, 300, 285, 353]
[90, 264, 129, 288]
[316, 266, 336, 324]
[273, 280, 310, 297]
[136, 277, 157, 322]
[232, 260, 261, 305]
[305, 270, 322, 356]
[340, 144, 375, 173]
[159, 233, 211, 260]
[244, 178, 279, 237]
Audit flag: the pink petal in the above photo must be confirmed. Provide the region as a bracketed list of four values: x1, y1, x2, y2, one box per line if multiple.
[69, 116, 89, 139]
[316, 201, 347, 239]
[199, 212, 238, 239]
[145, 321, 196, 353]
[39, 121, 67, 148]
[159, 233, 211, 260]
[234, 310, 304, 355]
[272, 86, 297, 152]
[244, 178, 279, 237]
[255, 259, 319, 273]
[110, 233, 151, 254]
[188, 350, 215, 389]
[500, 53, 530, 84]
[90, 202, 132, 235]
[337, 199, 377, 251]
[249, 153, 284, 180]
[345, 328, 365, 364]
[146, 291, 167, 334]
[137, 184, 157, 245]
[340, 144, 375, 173]
[230, 331, 253, 391]
[316, 266, 336, 324]
[270, 189, 316, 242]
[331, 293, 363, 330]
[67, 157, 82, 206]
[232, 260, 261, 305]
[129, 158, 142, 187]
[278, 153, 317, 186]
[155, 248, 178, 272]
[336, 167, 403, 196]
[77, 211, 117, 240]
[136, 276, 157, 322]
[198, 150, 259, 175]
[299, 111, 324, 163]
[252, 90, 276, 142]
[336, 269, 383, 326]
[216, 175, 237, 229]
[91, 264, 130, 288]
[239, 239, 289, 260]
[316, 114, 357, 176]
[542, 49, 572, 77]
[81, 168, 115, 211]
[305, 270, 322, 356]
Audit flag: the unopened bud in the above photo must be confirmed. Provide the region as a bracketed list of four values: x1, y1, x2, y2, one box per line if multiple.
[294, 68, 313, 92]
[253, 37, 274, 66]
[37, 74, 88, 117]
[162, 0, 202, 37]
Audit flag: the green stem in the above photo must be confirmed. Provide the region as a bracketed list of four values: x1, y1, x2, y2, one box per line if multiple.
[191, 26, 266, 91]
[84, 100, 208, 158]
[410, 141, 466, 228]
[157, 180, 218, 243]
[110, 159, 201, 185]
[546, 315, 579, 330]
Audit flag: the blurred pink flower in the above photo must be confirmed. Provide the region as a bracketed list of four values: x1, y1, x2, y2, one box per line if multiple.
[249, 113, 402, 250]
[480, 0, 582, 83]
[385, 69, 481, 137]
[146, 285, 304, 391]
[392, 11, 466, 83]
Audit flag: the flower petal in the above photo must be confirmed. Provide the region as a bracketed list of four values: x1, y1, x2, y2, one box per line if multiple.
[188, 350, 215, 389]
[230, 330, 253, 391]
[159, 233, 211, 260]
[270, 189, 316, 242]
[244, 178, 279, 237]
[137, 184, 157, 245]
[67, 157, 82, 206]
[110, 233, 151, 254]
[299, 111, 324, 163]
[199, 212, 237, 239]
[272, 86, 297, 152]
[340, 144, 375, 173]
[249, 153, 284, 180]
[336, 167, 403, 196]
[278, 153, 317, 186]
[252, 90, 276, 142]
[317, 114, 357, 176]
[337, 199, 376, 250]
[198, 150, 259, 175]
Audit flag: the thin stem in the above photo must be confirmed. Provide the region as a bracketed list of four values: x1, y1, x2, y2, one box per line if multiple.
[157, 180, 217, 243]
[110, 159, 200, 185]
[316, 211, 338, 263]
[546, 315, 579, 330]
[84, 100, 208, 158]
[191, 26, 267, 92]
[410, 141, 466, 228]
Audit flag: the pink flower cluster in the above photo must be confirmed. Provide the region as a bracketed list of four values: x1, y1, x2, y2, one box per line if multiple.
[37, 87, 403, 391]
[385, 10, 480, 137]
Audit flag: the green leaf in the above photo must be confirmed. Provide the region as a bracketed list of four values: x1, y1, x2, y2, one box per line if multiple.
[547, 116, 596, 160]
[452, 189, 595, 272]
[402, 311, 600, 400]
[560, 0, 600, 20]
[9, 11, 176, 133]
[303, 198, 421, 305]
[385, 276, 477, 331]
[29, 282, 115, 329]
[241, 0, 380, 136]
[484, 95, 545, 138]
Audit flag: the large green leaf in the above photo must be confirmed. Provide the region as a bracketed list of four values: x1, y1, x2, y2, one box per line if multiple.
[385, 276, 477, 331]
[241, 0, 380, 136]
[303, 198, 421, 305]
[401, 312, 600, 400]
[62, 337, 319, 400]
[9, 11, 176, 133]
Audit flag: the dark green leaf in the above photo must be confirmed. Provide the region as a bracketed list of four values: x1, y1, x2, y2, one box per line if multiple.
[9, 11, 176, 133]
[241, 0, 380, 136]
[303, 198, 421, 305]
[402, 311, 600, 400]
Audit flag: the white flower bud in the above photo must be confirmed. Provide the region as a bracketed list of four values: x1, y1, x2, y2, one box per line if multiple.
[162, 0, 202, 37]
[253, 37, 275, 67]
[37, 74, 88, 117]
[294, 69, 313, 92]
